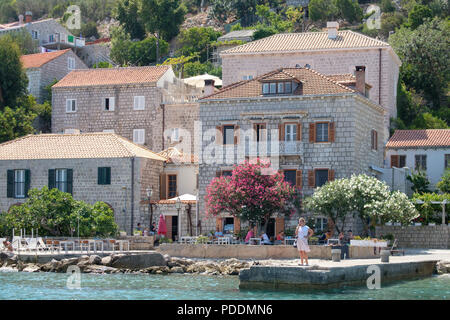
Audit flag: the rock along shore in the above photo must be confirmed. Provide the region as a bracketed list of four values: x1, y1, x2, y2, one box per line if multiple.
[0, 252, 252, 276]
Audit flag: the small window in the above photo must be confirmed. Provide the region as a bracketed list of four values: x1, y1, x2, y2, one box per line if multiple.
[31, 30, 38, 39]
[98, 167, 111, 185]
[315, 169, 329, 187]
[68, 57, 75, 70]
[66, 99, 77, 113]
[285, 124, 297, 142]
[285, 82, 292, 93]
[133, 129, 145, 144]
[371, 130, 378, 150]
[221, 170, 232, 177]
[168, 175, 177, 198]
[104, 97, 115, 111]
[269, 83, 276, 94]
[262, 83, 269, 94]
[277, 82, 284, 94]
[133, 96, 145, 110]
[55, 169, 68, 193]
[49, 34, 54, 42]
[415, 155, 427, 171]
[255, 124, 266, 142]
[283, 170, 296, 187]
[14, 170, 26, 198]
[316, 123, 329, 142]
[223, 125, 235, 145]
[399, 155, 406, 168]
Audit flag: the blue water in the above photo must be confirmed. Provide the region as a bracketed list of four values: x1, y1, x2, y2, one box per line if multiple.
[0, 272, 449, 300]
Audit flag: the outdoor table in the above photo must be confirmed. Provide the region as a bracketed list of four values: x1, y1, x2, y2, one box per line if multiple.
[60, 240, 75, 254]
[284, 238, 296, 246]
[249, 238, 261, 245]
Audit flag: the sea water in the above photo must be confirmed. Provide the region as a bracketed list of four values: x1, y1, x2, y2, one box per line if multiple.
[0, 272, 449, 300]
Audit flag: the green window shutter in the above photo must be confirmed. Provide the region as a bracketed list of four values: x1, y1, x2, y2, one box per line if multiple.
[48, 169, 56, 190]
[98, 167, 104, 185]
[106, 167, 111, 184]
[7, 170, 14, 198]
[67, 169, 73, 195]
[25, 169, 31, 197]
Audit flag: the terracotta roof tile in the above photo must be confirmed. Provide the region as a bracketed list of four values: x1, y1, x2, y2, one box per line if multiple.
[20, 49, 71, 69]
[386, 130, 450, 149]
[52, 65, 171, 88]
[0, 133, 167, 161]
[200, 68, 354, 100]
[222, 30, 390, 54]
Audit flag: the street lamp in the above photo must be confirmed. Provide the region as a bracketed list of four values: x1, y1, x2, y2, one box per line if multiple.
[146, 187, 153, 233]
[176, 197, 182, 241]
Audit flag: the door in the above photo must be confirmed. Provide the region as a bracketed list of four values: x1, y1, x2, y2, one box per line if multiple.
[171, 216, 178, 241]
[267, 218, 275, 240]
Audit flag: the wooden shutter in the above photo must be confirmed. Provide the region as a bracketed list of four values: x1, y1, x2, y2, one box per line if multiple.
[309, 123, 315, 142]
[159, 173, 167, 200]
[275, 217, 285, 234]
[279, 123, 285, 141]
[234, 125, 239, 145]
[234, 217, 241, 234]
[7, 170, 14, 198]
[106, 167, 111, 184]
[308, 170, 315, 187]
[216, 217, 223, 232]
[109, 97, 115, 111]
[253, 124, 258, 141]
[48, 169, 56, 190]
[24, 169, 30, 197]
[329, 122, 335, 142]
[98, 167, 104, 185]
[216, 171, 221, 178]
[391, 155, 399, 168]
[328, 169, 335, 182]
[296, 123, 302, 141]
[296, 170, 302, 190]
[67, 169, 73, 195]
[216, 126, 223, 145]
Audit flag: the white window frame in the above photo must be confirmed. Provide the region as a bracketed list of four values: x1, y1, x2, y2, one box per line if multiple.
[103, 97, 115, 111]
[133, 129, 145, 145]
[66, 99, 77, 113]
[133, 96, 145, 110]
[68, 57, 75, 70]
[31, 30, 39, 40]
[316, 122, 329, 143]
[14, 169, 26, 198]
[284, 124, 297, 142]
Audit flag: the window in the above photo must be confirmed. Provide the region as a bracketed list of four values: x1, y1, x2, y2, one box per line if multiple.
[98, 167, 111, 185]
[283, 170, 297, 187]
[315, 169, 329, 188]
[255, 124, 266, 142]
[445, 154, 450, 169]
[284, 82, 292, 93]
[262, 81, 294, 95]
[68, 57, 75, 70]
[285, 124, 297, 142]
[242, 75, 253, 80]
[223, 125, 235, 145]
[269, 83, 277, 94]
[316, 123, 329, 142]
[133, 96, 145, 110]
[31, 30, 38, 39]
[262, 83, 269, 94]
[66, 99, 77, 113]
[55, 169, 68, 193]
[415, 155, 427, 171]
[222, 171, 232, 177]
[133, 129, 145, 145]
[171, 128, 180, 142]
[14, 170, 26, 198]
[399, 155, 406, 168]
[49, 34, 54, 42]
[371, 130, 378, 150]
[277, 82, 284, 94]
[315, 217, 328, 232]
[168, 175, 177, 198]
[104, 97, 115, 111]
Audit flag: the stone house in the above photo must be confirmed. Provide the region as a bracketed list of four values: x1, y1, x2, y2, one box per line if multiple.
[21, 49, 87, 103]
[212, 30, 256, 67]
[0, 133, 167, 234]
[51, 65, 202, 154]
[220, 23, 401, 138]
[0, 13, 85, 50]
[386, 129, 450, 190]
[198, 67, 386, 238]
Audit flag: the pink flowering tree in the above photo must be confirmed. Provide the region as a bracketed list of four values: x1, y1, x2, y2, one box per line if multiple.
[205, 159, 299, 232]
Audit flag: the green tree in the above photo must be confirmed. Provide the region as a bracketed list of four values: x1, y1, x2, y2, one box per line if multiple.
[209, 0, 234, 23]
[0, 106, 36, 143]
[177, 27, 222, 62]
[335, 0, 363, 23]
[408, 4, 433, 29]
[80, 21, 100, 39]
[184, 61, 222, 78]
[93, 61, 114, 68]
[380, 11, 405, 39]
[407, 170, 431, 194]
[309, 0, 337, 22]
[437, 170, 450, 194]
[140, 0, 187, 63]
[0, 36, 28, 110]
[411, 112, 449, 129]
[8, 29, 39, 54]
[381, 0, 396, 13]
[115, 0, 146, 40]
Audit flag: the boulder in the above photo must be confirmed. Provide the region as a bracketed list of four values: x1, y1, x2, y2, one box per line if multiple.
[60, 258, 79, 272]
[84, 265, 117, 274]
[170, 266, 184, 273]
[101, 256, 113, 266]
[88, 255, 102, 265]
[22, 264, 41, 273]
[111, 252, 166, 269]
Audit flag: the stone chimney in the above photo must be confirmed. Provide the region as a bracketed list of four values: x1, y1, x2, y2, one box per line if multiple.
[18, 15, 24, 25]
[327, 21, 339, 39]
[355, 66, 366, 95]
[203, 79, 215, 96]
[25, 11, 32, 23]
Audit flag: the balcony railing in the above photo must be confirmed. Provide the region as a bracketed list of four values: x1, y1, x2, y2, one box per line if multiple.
[245, 141, 303, 157]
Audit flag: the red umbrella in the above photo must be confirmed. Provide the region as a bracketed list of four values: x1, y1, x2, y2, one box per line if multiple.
[157, 214, 167, 236]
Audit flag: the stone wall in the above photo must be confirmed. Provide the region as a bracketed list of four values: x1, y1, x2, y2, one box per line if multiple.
[163, 103, 199, 154]
[375, 225, 450, 249]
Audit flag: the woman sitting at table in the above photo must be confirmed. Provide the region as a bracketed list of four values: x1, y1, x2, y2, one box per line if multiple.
[274, 231, 284, 245]
[244, 226, 255, 244]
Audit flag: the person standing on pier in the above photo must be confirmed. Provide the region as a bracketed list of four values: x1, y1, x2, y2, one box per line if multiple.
[295, 218, 313, 266]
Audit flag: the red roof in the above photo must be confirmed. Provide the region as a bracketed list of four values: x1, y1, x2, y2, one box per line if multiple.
[386, 130, 450, 149]
[20, 49, 71, 69]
